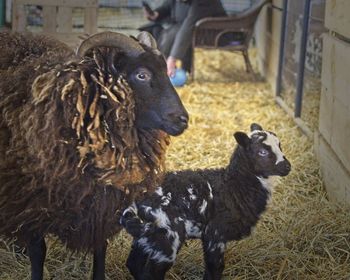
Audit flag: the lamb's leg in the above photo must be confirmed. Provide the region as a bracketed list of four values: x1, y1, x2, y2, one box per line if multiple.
[27, 235, 46, 280]
[92, 241, 107, 280]
[127, 225, 183, 280]
[143, 260, 172, 280]
[127, 243, 173, 280]
[202, 238, 226, 280]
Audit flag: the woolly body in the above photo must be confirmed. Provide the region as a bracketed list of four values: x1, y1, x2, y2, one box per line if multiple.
[122, 125, 291, 279]
[0, 31, 188, 256]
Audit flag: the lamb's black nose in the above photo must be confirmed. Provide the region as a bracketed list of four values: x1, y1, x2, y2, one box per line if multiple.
[277, 159, 291, 176]
[284, 159, 291, 172]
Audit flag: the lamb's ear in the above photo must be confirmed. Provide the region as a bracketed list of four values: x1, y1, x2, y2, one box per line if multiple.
[250, 123, 263, 131]
[234, 132, 250, 149]
[136, 31, 158, 49]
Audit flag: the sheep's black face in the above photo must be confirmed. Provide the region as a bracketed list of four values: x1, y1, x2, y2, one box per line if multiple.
[119, 52, 188, 136]
[234, 124, 291, 177]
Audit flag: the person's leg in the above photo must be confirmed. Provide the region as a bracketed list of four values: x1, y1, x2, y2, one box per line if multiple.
[152, 25, 163, 40]
[138, 23, 164, 41]
[181, 46, 192, 72]
[157, 24, 181, 57]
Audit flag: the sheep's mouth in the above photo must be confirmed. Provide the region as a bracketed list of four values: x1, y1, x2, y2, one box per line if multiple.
[161, 120, 188, 136]
[276, 169, 291, 177]
[275, 160, 291, 177]
[274, 166, 291, 177]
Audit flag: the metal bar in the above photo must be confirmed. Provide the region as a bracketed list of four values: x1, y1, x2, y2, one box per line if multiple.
[0, 0, 5, 26]
[275, 0, 288, 96]
[275, 96, 313, 138]
[294, 0, 311, 118]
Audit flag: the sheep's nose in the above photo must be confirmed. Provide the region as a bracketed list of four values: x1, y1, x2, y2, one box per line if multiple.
[277, 159, 291, 176]
[166, 111, 188, 123]
[286, 161, 291, 171]
[283, 158, 291, 171]
[179, 115, 189, 126]
[164, 112, 189, 135]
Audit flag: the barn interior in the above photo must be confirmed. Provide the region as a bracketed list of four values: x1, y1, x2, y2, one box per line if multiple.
[0, 0, 349, 279]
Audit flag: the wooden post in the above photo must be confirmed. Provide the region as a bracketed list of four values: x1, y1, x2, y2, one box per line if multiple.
[57, 6, 72, 33]
[43, 6, 57, 33]
[84, 6, 97, 35]
[12, 0, 26, 31]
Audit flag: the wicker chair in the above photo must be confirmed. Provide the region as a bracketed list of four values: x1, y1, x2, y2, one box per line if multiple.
[191, 0, 270, 79]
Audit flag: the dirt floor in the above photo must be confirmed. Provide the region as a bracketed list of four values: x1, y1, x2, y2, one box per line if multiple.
[0, 48, 349, 280]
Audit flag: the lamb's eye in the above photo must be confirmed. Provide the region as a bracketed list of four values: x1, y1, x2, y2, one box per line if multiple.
[258, 149, 269, 157]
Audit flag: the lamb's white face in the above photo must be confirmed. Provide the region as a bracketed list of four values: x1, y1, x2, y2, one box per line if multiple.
[250, 130, 285, 165]
[234, 123, 291, 177]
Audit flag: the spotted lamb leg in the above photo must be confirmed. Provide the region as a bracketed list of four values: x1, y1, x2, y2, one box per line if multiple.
[92, 241, 107, 280]
[202, 237, 226, 280]
[27, 235, 47, 280]
[127, 245, 173, 280]
[143, 259, 173, 280]
[127, 225, 183, 280]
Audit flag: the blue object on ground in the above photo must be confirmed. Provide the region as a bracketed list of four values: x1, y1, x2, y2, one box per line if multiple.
[170, 68, 187, 87]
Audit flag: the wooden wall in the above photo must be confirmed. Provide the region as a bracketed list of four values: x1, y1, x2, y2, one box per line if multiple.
[255, 0, 350, 205]
[254, 0, 283, 92]
[12, 0, 98, 47]
[315, 0, 350, 205]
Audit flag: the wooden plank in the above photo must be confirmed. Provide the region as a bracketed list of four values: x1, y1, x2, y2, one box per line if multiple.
[255, 5, 281, 89]
[320, 32, 350, 177]
[317, 134, 350, 205]
[318, 85, 333, 145]
[320, 34, 350, 171]
[16, 0, 98, 8]
[325, 0, 350, 39]
[322, 34, 350, 107]
[43, 6, 57, 33]
[319, 34, 334, 144]
[272, 0, 283, 9]
[12, 1, 26, 31]
[57, 7, 72, 33]
[331, 99, 350, 173]
[84, 7, 97, 35]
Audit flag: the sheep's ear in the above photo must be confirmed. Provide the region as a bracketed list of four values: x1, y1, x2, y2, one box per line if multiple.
[136, 31, 158, 49]
[250, 123, 263, 131]
[234, 132, 250, 148]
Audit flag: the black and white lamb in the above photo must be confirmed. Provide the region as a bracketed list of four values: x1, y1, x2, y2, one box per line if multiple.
[121, 123, 291, 280]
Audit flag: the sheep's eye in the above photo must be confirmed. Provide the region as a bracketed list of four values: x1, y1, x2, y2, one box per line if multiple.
[258, 149, 269, 157]
[136, 71, 151, 81]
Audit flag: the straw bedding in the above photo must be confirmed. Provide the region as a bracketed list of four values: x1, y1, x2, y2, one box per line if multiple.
[1, 49, 349, 280]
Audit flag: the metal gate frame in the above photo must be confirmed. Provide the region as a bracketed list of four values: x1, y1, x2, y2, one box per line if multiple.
[274, 0, 314, 138]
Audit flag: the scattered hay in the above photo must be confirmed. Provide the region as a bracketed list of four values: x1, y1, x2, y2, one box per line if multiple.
[1, 50, 349, 280]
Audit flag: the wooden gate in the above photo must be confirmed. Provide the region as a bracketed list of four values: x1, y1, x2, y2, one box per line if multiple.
[12, 0, 98, 46]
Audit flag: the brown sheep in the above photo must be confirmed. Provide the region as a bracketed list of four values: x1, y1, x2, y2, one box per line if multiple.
[0, 31, 188, 280]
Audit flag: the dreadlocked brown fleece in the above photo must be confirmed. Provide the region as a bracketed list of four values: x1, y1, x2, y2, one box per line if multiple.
[0, 32, 169, 252]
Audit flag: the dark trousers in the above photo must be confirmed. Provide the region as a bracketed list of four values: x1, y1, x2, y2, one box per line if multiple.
[139, 23, 192, 72]
[160, 26, 193, 72]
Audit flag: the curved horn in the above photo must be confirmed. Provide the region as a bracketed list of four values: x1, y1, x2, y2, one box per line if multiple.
[76, 31, 145, 57]
[137, 31, 158, 49]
